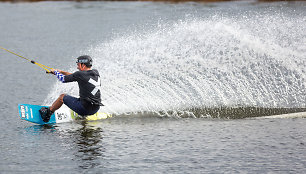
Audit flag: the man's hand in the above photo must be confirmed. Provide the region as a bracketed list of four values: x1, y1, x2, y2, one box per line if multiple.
[51, 69, 61, 75]
[50, 69, 56, 75]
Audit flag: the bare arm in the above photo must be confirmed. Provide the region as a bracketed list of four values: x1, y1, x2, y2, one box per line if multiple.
[58, 70, 72, 76]
[51, 69, 72, 76]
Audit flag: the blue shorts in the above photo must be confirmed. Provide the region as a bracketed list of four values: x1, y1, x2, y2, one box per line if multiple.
[63, 95, 99, 116]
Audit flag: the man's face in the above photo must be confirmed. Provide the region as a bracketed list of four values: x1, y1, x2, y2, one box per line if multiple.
[77, 63, 84, 71]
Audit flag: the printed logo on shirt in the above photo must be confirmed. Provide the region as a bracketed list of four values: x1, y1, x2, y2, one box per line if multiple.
[88, 77, 101, 95]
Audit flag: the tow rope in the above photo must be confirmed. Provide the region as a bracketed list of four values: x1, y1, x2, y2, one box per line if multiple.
[0, 46, 54, 73]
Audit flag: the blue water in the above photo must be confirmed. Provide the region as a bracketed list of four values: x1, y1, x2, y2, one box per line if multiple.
[0, 1, 306, 173]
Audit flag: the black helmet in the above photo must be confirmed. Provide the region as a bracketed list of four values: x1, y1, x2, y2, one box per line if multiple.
[76, 55, 92, 67]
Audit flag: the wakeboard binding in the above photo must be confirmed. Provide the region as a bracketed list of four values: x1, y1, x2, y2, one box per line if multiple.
[39, 107, 52, 122]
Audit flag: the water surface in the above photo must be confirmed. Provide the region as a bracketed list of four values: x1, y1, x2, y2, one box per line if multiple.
[0, 1, 306, 173]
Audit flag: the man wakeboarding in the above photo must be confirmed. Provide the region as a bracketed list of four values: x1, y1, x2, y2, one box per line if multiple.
[39, 55, 103, 122]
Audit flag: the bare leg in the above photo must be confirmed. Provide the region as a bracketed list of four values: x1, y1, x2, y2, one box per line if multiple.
[49, 94, 65, 113]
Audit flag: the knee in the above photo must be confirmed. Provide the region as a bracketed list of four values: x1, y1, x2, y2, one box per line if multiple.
[59, 94, 66, 102]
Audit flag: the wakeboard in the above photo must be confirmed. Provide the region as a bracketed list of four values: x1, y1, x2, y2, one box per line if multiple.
[18, 104, 112, 125]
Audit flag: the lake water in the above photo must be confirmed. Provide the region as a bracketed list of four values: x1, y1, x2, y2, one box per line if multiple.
[0, 1, 306, 173]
